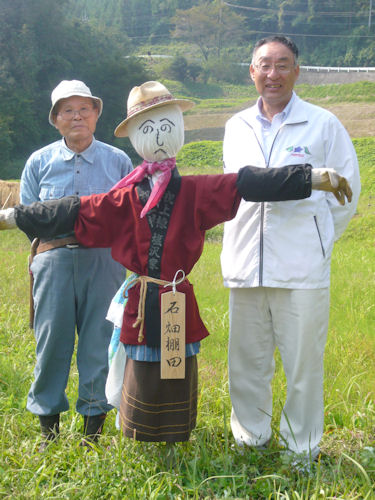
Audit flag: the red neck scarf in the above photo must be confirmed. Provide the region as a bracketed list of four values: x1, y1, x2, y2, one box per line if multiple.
[111, 157, 176, 218]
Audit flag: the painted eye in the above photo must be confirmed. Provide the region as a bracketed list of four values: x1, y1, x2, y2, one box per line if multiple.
[160, 123, 172, 133]
[142, 125, 154, 134]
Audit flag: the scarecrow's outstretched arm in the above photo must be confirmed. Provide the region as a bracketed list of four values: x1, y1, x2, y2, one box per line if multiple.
[237, 164, 311, 202]
[0, 165, 351, 236]
[237, 164, 352, 205]
[0, 195, 80, 238]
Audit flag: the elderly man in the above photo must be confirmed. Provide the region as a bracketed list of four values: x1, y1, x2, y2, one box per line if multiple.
[19, 80, 132, 449]
[221, 36, 361, 465]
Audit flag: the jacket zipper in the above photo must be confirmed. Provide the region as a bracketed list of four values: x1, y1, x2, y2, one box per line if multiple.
[313, 215, 326, 257]
[239, 112, 308, 286]
[259, 129, 281, 286]
[238, 117, 282, 287]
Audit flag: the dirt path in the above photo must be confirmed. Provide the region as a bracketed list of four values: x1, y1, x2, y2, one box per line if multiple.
[184, 103, 375, 139]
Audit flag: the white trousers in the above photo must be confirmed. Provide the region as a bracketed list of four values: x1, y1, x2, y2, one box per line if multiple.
[228, 287, 329, 458]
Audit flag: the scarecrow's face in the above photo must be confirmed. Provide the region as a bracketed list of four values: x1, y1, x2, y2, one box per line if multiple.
[128, 104, 184, 162]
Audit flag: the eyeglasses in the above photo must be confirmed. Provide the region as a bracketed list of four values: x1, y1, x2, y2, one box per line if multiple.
[254, 63, 295, 75]
[57, 106, 95, 120]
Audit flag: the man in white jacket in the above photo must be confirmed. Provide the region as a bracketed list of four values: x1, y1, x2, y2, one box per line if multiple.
[221, 35, 361, 464]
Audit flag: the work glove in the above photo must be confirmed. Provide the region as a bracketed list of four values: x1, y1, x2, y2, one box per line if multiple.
[311, 168, 352, 205]
[0, 208, 16, 230]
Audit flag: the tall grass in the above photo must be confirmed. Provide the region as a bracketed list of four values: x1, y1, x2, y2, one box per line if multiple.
[0, 139, 374, 498]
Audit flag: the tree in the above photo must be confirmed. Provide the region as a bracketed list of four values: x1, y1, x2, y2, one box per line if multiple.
[172, 0, 246, 61]
[0, 0, 149, 178]
[187, 62, 203, 81]
[167, 55, 189, 81]
[0, 0, 71, 156]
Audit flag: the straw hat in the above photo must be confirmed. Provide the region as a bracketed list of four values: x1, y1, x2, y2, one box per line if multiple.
[48, 80, 103, 126]
[114, 81, 194, 137]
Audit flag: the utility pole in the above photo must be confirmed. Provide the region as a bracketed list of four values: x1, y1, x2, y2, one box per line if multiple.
[369, 0, 373, 30]
[218, 0, 223, 59]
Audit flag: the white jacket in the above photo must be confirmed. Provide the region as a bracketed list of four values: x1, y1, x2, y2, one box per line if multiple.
[221, 94, 361, 289]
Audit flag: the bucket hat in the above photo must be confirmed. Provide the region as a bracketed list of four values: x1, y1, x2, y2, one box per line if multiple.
[114, 81, 194, 137]
[48, 80, 103, 125]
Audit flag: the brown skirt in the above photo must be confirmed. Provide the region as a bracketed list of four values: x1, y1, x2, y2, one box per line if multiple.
[119, 356, 198, 442]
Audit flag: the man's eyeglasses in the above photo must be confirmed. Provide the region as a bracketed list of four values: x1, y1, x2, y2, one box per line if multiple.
[254, 63, 295, 75]
[58, 106, 95, 120]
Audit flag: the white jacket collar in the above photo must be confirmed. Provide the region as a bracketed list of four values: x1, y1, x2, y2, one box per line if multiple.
[239, 92, 309, 128]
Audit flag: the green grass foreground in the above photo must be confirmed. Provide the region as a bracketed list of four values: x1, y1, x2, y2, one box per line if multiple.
[0, 140, 374, 498]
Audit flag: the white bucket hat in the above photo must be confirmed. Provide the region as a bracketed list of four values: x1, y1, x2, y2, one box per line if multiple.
[48, 80, 103, 125]
[114, 81, 194, 137]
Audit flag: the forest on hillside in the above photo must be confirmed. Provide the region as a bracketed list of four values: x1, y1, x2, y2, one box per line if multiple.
[1, 0, 375, 178]
[70, 0, 375, 66]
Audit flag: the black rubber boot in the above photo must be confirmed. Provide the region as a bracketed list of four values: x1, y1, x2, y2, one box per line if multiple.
[38, 414, 60, 452]
[81, 413, 106, 447]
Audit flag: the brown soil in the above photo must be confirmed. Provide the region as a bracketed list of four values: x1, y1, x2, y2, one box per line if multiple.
[325, 103, 375, 138]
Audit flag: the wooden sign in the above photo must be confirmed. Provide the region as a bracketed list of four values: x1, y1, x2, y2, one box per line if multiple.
[160, 291, 186, 379]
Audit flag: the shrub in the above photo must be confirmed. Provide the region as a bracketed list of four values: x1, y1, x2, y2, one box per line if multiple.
[177, 140, 222, 173]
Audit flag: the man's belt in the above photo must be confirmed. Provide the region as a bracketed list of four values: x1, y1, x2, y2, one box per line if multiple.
[36, 236, 82, 254]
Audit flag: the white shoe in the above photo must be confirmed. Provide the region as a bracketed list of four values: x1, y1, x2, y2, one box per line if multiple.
[281, 448, 321, 473]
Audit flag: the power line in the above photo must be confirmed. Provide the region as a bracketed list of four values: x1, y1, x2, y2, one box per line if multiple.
[246, 29, 375, 38]
[223, 1, 371, 18]
[126, 33, 171, 40]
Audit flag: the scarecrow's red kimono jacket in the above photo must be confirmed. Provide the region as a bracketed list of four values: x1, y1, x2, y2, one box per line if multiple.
[76, 171, 241, 347]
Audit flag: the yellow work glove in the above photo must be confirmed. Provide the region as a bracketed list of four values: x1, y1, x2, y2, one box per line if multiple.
[0, 208, 16, 230]
[311, 168, 352, 205]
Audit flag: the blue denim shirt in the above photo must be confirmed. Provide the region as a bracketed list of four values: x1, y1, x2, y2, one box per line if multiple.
[20, 137, 132, 204]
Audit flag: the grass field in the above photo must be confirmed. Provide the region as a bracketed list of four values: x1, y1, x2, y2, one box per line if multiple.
[0, 136, 375, 495]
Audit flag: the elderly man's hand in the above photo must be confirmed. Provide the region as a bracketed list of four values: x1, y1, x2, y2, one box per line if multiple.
[311, 168, 352, 205]
[0, 208, 17, 230]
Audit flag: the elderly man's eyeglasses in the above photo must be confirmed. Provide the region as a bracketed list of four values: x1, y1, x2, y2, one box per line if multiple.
[255, 63, 295, 75]
[57, 106, 95, 120]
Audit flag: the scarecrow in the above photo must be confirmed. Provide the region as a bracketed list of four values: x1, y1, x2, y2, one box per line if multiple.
[0, 81, 351, 444]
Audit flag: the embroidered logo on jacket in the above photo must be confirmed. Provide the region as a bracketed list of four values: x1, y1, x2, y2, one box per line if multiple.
[286, 146, 311, 157]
